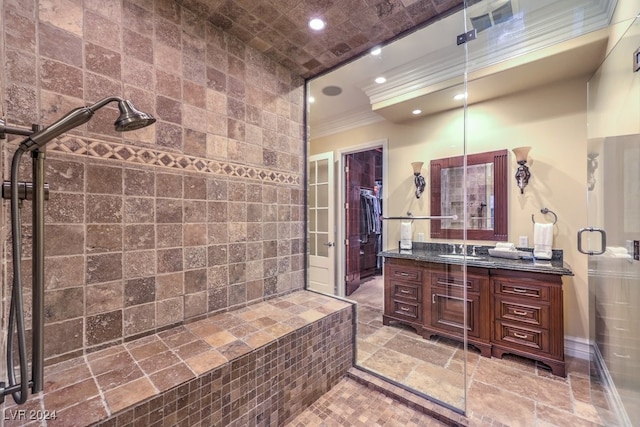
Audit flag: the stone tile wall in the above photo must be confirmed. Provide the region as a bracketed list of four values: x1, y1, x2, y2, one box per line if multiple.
[1, 0, 305, 365]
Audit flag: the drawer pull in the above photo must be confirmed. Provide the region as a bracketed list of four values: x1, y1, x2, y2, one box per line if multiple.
[398, 272, 410, 277]
[513, 332, 528, 339]
[400, 307, 410, 312]
[614, 327, 629, 332]
[432, 293, 436, 304]
[613, 352, 631, 359]
[512, 288, 528, 293]
[400, 289, 411, 294]
[513, 309, 528, 316]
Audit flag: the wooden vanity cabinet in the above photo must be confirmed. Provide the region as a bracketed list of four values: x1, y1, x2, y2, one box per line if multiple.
[423, 264, 492, 357]
[383, 258, 423, 334]
[491, 270, 565, 376]
[382, 257, 566, 376]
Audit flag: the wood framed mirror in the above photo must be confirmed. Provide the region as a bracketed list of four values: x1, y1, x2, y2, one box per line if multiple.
[430, 149, 508, 241]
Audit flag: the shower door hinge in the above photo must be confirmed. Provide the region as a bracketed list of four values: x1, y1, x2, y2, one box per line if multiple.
[456, 29, 477, 45]
[2, 181, 50, 201]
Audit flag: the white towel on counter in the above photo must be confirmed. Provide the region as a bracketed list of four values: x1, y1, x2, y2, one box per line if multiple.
[494, 242, 516, 251]
[400, 221, 412, 250]
[533, 222, 553, 260]
[605, 247, 631, 258]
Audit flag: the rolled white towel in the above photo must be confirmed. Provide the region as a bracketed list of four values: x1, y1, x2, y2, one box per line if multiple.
[495, 242, 516, 251]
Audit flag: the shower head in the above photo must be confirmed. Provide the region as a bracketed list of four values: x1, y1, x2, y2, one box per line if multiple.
[114, 100, 156, 131]
[18, 97, 156, 152]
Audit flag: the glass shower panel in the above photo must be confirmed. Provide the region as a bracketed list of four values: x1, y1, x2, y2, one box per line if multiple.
[587, 12, 640, 426]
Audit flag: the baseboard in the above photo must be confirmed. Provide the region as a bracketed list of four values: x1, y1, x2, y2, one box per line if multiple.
[564, 335, 591, 360]
[592, 343, 632, 426]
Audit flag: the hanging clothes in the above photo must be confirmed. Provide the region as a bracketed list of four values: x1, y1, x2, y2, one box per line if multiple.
[360, 190, 382, 236]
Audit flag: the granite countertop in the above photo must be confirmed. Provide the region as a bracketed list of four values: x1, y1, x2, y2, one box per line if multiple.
[380, 243, 574, 276]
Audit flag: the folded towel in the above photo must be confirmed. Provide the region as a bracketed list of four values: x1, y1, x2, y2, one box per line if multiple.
[400, 222, 412, 240]
[494, 242, 516, 251]
[400, 221, 412, 249]
[494, 242, 516, 252]
[605, 247, 631, 258]
[533, 222, 553, 260]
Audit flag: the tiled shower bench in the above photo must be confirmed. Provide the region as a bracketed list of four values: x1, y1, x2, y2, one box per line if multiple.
[2, 291, 354, 427]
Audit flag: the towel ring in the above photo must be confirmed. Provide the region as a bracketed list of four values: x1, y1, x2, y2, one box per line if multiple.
[532, 208, 557, 225]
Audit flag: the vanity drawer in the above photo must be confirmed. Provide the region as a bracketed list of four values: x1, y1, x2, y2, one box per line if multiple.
[392, 282, 421, 302]
[495, 298, 549, 328]
[391, 300, 422, 322]
[494, 321, 549, 353]
[431, 272, 483, 293]
[494, 279, 549, 301]
[387, 265, 422, 284]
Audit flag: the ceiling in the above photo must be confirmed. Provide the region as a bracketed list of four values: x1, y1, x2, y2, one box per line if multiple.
[176, 0, 464, 78]
[307, 0, 617, 137]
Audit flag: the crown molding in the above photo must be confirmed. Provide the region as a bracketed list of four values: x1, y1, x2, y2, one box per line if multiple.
[362, 0, 617, 107]
[309, 107, 386, 139]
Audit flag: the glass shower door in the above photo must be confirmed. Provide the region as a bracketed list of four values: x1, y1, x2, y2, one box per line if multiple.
[585, 12, 640, 427]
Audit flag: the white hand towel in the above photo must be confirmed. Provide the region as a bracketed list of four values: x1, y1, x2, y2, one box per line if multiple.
[400, 221, 412, 250]
[400, 222, 412, 240]
[533, 222, 553, 260]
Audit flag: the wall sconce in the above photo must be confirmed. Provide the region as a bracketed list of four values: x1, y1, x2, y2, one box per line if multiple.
[411, 161, 425, 198]
[512, 146, 531, 194]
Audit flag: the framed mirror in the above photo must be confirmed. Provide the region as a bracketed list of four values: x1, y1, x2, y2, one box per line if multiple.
[430, 149, 508, 241]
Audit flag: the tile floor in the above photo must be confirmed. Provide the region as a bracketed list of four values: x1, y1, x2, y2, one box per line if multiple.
[347, 275, 622, 427]
[286, 376, 450, 427]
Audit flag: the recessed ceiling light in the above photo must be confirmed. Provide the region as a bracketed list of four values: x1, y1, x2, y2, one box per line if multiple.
[308, 96, 315, 103]
[370, 47, 382, 56]
[375, 77, 386, 84]
[454, 93, 468, 100]
[308, 18, 326, 31]
[412, 109, 422, 115]
[321, 85, 342, 96]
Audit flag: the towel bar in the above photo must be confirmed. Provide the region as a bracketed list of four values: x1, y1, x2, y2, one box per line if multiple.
[532, 207, 557, 224]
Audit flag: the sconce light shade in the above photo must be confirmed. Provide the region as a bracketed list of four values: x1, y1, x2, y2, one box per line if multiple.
[512, 146, 531, 163]
[411, 161, 424, 176]
[512, 146, 531, 194]
[411, 162, 425, 198]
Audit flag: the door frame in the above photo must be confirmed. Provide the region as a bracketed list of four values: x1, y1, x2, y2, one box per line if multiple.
[336, 138, 388, 297]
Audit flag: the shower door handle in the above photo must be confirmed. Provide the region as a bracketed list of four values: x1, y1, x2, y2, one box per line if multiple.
[577, 227, 606, 255]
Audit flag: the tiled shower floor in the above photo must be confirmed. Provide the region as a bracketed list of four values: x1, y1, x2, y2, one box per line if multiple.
[343, 275, 621, 427]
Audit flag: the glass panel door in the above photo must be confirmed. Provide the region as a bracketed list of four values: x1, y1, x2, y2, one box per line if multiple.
[308, 152, 335, 295]
[586, 12, 640, 426]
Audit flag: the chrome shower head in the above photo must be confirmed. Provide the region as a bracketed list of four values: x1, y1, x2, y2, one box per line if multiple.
[114, 100, 156, 132]
[18, 96, 156, 152]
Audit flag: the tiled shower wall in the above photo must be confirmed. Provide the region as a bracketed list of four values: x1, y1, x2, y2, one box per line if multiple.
[1, 0, 305, 364]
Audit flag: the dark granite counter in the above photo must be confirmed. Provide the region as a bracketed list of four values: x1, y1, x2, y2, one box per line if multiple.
[380, 242, 574, 276]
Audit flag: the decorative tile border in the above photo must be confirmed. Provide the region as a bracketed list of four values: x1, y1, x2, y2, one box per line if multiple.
[47, 135, 301, 185]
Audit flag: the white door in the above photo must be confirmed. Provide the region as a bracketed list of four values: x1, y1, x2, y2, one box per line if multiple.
[308, 152, 335, 295]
